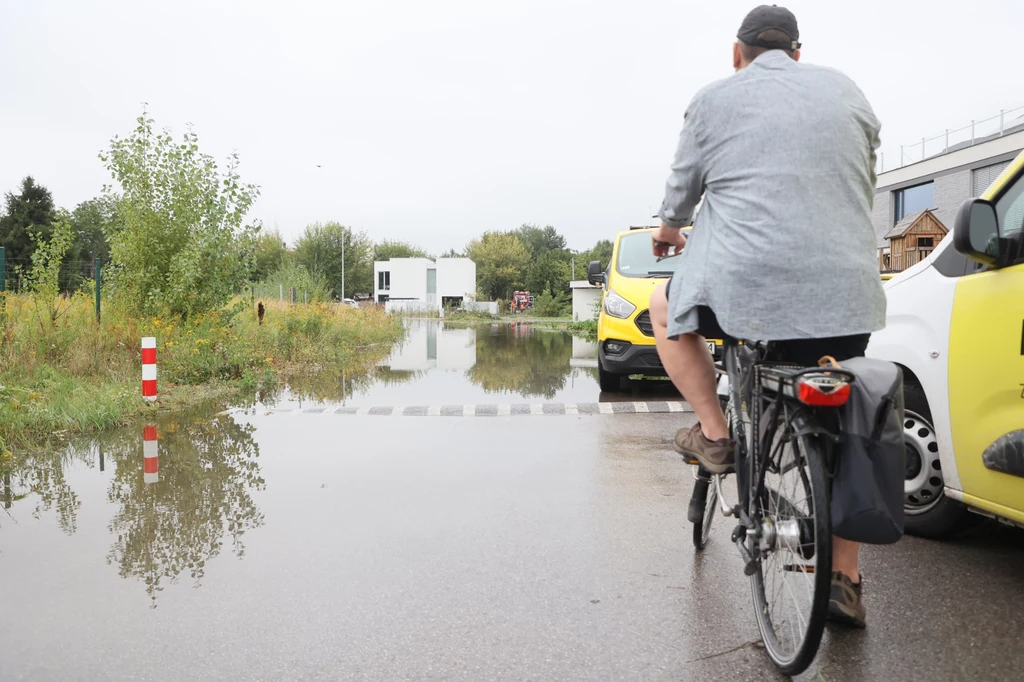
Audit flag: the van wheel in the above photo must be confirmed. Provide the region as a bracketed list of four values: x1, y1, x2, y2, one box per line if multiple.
[902, 382, 980, 538]
[598, 364, 622, 392]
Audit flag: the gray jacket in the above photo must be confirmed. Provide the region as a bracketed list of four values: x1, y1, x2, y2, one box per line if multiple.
[659, 50, 886, 341]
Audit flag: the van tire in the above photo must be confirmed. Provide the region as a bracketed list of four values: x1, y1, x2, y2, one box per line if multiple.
[902, 382, 980, 538]
[598, 364, 622, 392]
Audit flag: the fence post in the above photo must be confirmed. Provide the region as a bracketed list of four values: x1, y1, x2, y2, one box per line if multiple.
[1000, 110, 1005, 136]
[971, 120, 975, 144]
[945, 129, 949, 152]
[900, 145, 904, 168]
[95, 259, 102, 324]
[291, 287, 296, 304]
[279, 283, 283, 302]
[141, 337, 157, 401]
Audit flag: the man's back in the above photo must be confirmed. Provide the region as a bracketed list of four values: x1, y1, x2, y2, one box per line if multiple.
[662, 50, 886, 341]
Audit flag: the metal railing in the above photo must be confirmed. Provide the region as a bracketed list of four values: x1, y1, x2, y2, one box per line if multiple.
[879, 105, 1024, 174]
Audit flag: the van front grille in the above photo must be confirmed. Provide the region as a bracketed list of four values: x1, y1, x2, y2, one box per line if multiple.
[635, 310, 654, 337]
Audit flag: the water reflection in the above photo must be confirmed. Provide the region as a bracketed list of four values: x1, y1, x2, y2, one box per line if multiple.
[468, 323, 575, 399]
[259, 320, 603, 407]
[105, 414, 265, 607]
[1, 411, 265, 608]
[2, 446, 85, 534]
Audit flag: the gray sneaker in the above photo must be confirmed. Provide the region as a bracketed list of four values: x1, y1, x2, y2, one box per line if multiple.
[674, 422, 735, 474]
[828, 571, 866, 628]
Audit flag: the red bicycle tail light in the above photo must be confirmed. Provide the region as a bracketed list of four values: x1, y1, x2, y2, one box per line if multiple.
[796, 377, 851, 407]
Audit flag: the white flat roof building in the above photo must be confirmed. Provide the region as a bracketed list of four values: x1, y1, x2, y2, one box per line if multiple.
[374, 257, 477, 314]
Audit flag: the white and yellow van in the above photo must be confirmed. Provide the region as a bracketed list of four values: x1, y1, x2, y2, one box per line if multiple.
[866, 150, 1024, 536]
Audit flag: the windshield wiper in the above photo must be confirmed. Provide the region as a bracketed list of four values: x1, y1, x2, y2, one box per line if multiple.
[647, 270, 676, 277]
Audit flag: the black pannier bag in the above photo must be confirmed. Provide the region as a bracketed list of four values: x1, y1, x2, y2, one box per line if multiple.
[827, 356, 906, 544]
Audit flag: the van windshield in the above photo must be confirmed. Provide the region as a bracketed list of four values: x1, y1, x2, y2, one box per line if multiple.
[615, 232, 679, 278]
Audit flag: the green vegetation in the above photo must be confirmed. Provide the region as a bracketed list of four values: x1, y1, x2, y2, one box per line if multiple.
[101, 111, 260, 318]
[0, 293, 402, 451]
[567, 317, 598, 340]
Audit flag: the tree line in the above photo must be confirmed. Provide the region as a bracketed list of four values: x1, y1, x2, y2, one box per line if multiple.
[0, 111, 615, 315]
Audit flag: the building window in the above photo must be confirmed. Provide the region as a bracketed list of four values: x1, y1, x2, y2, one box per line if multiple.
[893, 182, 934, 225]
[972, 161, 1011, 196]
[378, 271, 390, 291]
[917, 237, 934, 249]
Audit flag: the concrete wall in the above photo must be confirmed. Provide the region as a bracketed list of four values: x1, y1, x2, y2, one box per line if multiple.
[435, 258, 476, 300]
[871, 189, 891, 248]
[460, 301, 499, 315]
[570, 280, 601, 321]
[932, 169, 972, 230]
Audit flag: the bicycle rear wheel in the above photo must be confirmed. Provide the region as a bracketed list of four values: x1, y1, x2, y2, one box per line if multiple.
[749, 425, 832, 676]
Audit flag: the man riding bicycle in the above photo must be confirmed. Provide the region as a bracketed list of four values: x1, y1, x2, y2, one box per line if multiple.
[648, 5, 886, 628]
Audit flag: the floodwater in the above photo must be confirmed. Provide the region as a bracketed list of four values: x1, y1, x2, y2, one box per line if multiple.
[269, 319, 678, 409]
[2, 320, 1024, 681]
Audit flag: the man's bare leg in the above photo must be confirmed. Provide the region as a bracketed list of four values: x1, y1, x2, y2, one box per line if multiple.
[649, 283, 728, 440]
[833, 537, 861, 581]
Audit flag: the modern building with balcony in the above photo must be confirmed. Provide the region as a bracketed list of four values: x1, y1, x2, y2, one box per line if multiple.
[874, 107, 1024, 271]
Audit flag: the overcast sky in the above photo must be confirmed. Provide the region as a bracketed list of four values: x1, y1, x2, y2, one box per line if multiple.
[2, 0, 1021, 253]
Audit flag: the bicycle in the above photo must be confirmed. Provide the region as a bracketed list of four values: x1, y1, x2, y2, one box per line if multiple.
[685, 337, 856, 676]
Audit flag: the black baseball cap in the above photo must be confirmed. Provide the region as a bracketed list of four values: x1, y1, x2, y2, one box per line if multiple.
[737, 5, 801, 51]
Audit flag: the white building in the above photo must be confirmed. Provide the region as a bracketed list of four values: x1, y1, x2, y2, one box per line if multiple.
[569, 279, 601, 321]
[374, 257, 477, 314]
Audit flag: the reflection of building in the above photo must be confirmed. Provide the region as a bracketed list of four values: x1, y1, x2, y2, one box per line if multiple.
[374, 257, 476, 313]
[385, 321, 477, 371]
[570, 336, 598, 368]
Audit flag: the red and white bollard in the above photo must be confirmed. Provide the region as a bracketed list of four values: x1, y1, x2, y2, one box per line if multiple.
[143, 425, 159, 484]
[142, 337, 157, 401]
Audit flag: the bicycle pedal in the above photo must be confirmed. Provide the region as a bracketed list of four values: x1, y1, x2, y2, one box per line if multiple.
[783, 564, 815, 574]
[685, 457, 699, 466]
[743, 559, 758, 577]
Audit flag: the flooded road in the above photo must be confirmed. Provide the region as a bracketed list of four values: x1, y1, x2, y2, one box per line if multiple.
[2, 321, 1024, 681]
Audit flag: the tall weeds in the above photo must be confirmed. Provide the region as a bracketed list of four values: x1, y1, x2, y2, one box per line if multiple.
[0, 294, 403, 450]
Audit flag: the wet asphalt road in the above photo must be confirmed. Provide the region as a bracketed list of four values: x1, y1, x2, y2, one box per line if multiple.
[3, 408, 1024, 681]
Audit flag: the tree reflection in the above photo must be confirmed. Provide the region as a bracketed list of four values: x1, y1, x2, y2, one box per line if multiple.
[100, 412, 265, 607]
[467, 324, 572, 399]
[1, 447, 88, 535]
[253, 344, 403, 406]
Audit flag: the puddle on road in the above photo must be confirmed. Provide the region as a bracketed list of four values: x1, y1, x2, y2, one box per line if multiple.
[268, 319, 680, 408]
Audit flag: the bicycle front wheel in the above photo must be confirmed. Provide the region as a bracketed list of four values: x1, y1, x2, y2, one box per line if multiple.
[691, 473, 718, 549]
[749, 429, 832, 676]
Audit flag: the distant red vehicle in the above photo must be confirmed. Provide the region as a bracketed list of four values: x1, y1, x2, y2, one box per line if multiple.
[510, 291, 534, 313]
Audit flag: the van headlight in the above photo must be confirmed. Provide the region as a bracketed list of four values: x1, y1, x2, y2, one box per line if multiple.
[604, 290, 636, 319]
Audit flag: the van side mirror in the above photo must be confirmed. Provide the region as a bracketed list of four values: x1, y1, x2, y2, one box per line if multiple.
[587, 260, 605, 285]
[953, 198, 1000, 266]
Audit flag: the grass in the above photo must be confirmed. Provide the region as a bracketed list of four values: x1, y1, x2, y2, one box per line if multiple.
[0, 293, 404, 453]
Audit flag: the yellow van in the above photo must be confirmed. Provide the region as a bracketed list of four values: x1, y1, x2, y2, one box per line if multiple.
[587, 226, 721, 392]
[866, 149, 1024, 536]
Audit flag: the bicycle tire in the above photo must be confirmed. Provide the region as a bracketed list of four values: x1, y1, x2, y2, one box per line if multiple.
[749, 430, 832, 676]
[691, 474, 718, 549]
